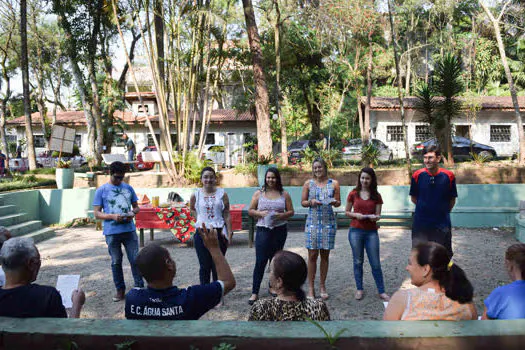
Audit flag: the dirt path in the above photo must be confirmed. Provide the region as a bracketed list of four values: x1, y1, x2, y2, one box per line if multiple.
[34, 225, 517, 320]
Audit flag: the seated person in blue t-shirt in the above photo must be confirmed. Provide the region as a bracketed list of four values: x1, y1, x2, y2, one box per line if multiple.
[125, 224, 236, 320]
[0, 237, 85, 318]
[482, 243, 525, 320]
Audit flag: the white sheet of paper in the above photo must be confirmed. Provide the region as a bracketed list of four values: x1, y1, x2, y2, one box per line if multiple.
[383, 301, 389, 309]
[56, 275, 80, 308]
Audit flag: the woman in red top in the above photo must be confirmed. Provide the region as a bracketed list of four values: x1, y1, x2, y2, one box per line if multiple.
[345, 167, 389, 301]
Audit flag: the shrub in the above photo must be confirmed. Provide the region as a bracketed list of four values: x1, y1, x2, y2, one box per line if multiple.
[234, 163, 257, 176]
[0, 175, 55, 192]
[182, 150, 212, 184]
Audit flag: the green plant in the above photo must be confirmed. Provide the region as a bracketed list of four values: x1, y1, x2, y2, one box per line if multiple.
[361, 142, 380, 167]
[27, 168, 57, 175]
[307, 318, 347, 349]
[234, 162, 257, 176]
[114, 340, 136, 350]
[56, 159, 72, 169]
[212, 343, 236, 350]
[300, 141, 341, 168]
[470, 152, 490, 165]
[183, 150, 212, 184]
[0, 175, 56, 192]
[257, 154, 275, 165]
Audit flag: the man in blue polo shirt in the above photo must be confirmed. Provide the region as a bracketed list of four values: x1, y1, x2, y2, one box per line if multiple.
[410, 145, 457, 256]
[93, 161, 144, 302]
[125, 224, 236, 320]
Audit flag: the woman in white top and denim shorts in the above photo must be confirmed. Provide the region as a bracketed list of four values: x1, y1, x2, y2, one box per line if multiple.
[190, 167, 232, 285]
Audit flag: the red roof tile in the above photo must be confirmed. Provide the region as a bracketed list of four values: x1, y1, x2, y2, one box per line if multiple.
[7, 108, 255, 126]
[362, 96, 525, 110]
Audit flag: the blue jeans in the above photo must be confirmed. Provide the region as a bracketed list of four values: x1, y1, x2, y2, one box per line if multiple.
[128, 150, 135, 170]
[348, 228, 385, 294]
[105, 231, 144, 291]
[252, 225, 288, 295]
[194, 228, 228, 285]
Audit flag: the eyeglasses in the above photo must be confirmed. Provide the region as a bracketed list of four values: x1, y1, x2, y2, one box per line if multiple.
[113, 175, 125, 180]
[430, 176, 435, 185]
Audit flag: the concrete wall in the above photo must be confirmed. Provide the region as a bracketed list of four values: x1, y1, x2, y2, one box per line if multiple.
[371, 109, 520, 158]
[1, 184, 522, 227]
[0, 190, 39, 221]
[38, 188, 95, 225]
[1, 318, 524, 350]
[515, 214, 525, 242]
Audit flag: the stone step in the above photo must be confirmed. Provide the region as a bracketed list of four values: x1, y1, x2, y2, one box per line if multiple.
[25, 227, 56, 243]
[0, 213, 30, 227]
[7, 221, 43, 237]
[0, 205, 17, 216]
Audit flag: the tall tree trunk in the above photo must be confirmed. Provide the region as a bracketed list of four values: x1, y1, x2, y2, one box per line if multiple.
[242, 0, 272, 159]
[154, 0, 167, 151]
[20, 0, 37, 170]
[364, 40, 373, 142]
[387, 0, 411, 179]
[273, 0, 287, 165]
[87, 0, 104, 164]
[405, 11, 414, 94]
[30, 2, 49, 149]
[480, 1, 524, 165]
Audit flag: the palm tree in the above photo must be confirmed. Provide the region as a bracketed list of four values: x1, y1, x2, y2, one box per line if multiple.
[433, 53, 464, 166]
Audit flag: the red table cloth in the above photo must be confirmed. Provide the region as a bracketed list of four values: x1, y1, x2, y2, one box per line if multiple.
[136, 204, 245, 243]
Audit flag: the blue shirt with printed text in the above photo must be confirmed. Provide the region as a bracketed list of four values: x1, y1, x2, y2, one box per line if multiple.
[92, 182, 138, 235]
[125, 282, 223, 320]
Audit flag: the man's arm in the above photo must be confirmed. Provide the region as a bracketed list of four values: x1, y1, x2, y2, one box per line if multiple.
[200, 224, 236, 294]
[411, 196, 417, 205]
[93, 205, 122, 222]
[449, 198, 456, 211]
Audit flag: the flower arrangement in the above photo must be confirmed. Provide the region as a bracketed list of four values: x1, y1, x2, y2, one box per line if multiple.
[56, 159, 71, 169]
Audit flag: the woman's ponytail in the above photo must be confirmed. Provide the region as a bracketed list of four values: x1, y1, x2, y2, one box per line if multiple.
[415, 242, 474, 304]
[442, 263, 473, 304]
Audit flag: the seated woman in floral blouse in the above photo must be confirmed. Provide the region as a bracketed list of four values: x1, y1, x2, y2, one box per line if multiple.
[248, 250, 330, 321]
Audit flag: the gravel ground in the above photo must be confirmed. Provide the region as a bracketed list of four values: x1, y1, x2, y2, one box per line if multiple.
[34, 225, 518, 320]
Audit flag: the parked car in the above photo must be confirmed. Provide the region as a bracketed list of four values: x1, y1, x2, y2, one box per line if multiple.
[410, 136, 497, 159]
[342, 138, 393, 162]
[288, 140, 317, 164]
[202, 144, 225, 166]
[136, 146, 157, 171]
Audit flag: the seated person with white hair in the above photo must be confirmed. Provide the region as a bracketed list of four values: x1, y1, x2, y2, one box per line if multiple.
[0, 237, 85, 318]
[125, 224, 236, 320]
[0, 226, 12, 287]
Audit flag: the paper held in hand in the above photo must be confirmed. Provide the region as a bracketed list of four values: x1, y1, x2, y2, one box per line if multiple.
[56, 275, 80, 308]
[263, 211, 276, 227]
[321, 197, 336, 205]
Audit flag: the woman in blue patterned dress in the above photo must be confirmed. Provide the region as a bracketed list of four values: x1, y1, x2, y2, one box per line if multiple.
[301, 158, 341, 300]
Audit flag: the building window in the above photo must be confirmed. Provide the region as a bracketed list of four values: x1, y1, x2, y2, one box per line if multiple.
[74, 135, 82, 147]
[147, 134, 161, 146]
[34, 135, 46, 148]
[137, 104, 149, 114]
[455, 125, 471, 138]
[490, 125, 511, 142]
[386, 125, 404, 142]
[415, 125, 432, 142]
[205, 133, 215, 145]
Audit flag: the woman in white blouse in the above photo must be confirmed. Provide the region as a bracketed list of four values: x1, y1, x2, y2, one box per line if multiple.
[190, 167, 232, 285]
